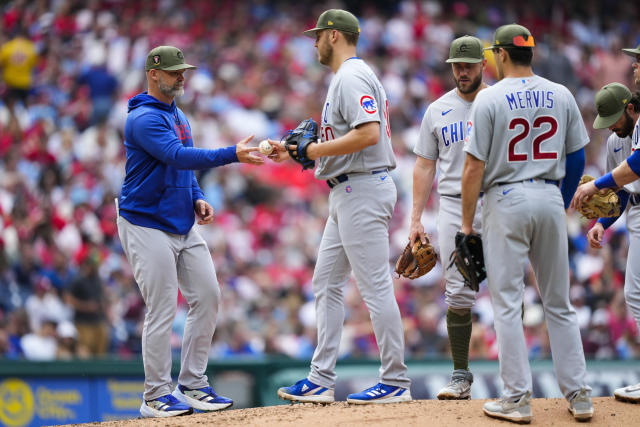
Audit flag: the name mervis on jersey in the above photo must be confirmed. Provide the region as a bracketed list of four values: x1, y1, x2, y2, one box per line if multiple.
[505, 89, 554, 110]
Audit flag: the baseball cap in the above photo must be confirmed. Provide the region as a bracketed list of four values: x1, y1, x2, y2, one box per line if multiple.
[145, 46, 196, 72]
[485, 24, 535, 50]
[622, 43, 640, 58]
[593, 82, 632, 129]
[446, 36, 484, 63]
[303, 9, 360, 37]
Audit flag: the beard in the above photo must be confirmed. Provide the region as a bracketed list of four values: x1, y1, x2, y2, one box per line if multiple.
[613, 112, 635, 138]
[455, 72, 482, 94]
[318, 42, 333, 66]
[158, 80, 184, 98]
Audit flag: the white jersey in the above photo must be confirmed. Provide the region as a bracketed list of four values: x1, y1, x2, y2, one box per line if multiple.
[465, 75, 589, 190]
[414, 89, 475, 195]
[605, 133, 640, 193]
[315, 58, 396, 180]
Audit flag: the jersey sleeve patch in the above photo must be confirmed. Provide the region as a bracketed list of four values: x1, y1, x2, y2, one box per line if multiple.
[360, 95, 377, 114]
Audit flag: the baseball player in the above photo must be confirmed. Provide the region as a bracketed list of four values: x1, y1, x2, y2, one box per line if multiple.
[273, 9, 411, 404]
[409, 35, 487, 400]
[573, 45, 640, 404]
[461, 24, 593, 422]
[117, 46, 263, 418]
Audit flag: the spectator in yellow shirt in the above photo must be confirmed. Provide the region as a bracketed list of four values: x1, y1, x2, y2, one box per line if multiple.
[0, 28, 38, 108]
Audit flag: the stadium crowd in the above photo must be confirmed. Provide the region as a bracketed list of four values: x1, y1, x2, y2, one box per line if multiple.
[1, 0, 639, 363]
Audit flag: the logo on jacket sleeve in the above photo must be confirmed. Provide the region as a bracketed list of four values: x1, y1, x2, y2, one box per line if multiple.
[360, 95, 377, 114]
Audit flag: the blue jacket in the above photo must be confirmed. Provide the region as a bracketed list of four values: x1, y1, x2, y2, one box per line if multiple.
[119, 92, 238, 234]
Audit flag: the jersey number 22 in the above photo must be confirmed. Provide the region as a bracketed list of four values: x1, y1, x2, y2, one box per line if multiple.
[508, 116, 558, 162]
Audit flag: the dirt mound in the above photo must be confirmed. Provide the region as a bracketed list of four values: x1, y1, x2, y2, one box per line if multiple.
[73, 397, 639, 426]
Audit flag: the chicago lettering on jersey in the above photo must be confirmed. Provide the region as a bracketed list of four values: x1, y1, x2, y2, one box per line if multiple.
[440, 120, 466, 147]
[505, 90, 554, 111]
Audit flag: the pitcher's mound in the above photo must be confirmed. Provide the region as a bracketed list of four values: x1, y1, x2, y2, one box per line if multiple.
[76, 397, 639, 426]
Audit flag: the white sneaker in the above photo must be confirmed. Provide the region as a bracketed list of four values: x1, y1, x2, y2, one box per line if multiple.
[568, 388, 594, 420]
[140, 394, 192, 418]
[437, 369, 473, 400]
[172, 385, 233, 411]
[483, 391, 532, 424]
[614, 382, 640, 403]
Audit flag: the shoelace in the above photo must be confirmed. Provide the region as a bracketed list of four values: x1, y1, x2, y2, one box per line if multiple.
[155, 394, 180, 405]
[362, 383, 385, 394]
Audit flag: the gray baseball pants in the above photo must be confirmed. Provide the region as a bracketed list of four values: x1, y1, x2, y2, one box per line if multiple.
[117, 216, 220, 401]
[625, 204, 640, 331]
[308, 171, 410, 389]
[482, 180, 590, 400]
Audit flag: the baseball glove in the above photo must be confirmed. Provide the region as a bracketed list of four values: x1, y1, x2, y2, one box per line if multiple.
[448, 232, 486, 292]
[577, 175, 621, 219]
[283, 118, 318, 170]
[394, 238, 438, 279]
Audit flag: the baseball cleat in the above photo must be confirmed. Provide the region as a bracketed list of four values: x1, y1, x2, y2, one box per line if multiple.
[614, 382, 640, 403]
[277, 378, 335, 403]
[437, 369, 473, 400]
[172, 385, 233, 411]
[139, 393, 193, 418]
[483, 391, 532, 424]
[568, 388, 594, 421]
[346, 382, 412, 404]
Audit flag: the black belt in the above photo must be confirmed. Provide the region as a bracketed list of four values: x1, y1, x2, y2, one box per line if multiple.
[497, 179, 559, 187]
[327, 169, 387, 188]
[441, 193, 484, 198]
[631, 193, 640, 206]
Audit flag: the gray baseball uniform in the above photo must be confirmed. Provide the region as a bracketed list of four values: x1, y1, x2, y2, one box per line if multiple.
[465, 75, 591, 400]
[414, 89, 482, 309]
[606, 126, 640, 331]
[308, 57, 410, 389]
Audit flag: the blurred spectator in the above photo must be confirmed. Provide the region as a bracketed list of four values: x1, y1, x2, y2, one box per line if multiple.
[24, 276, 71, 333]
[20, 319, 57, 361]
[0, 26, 38, 109]
[65, 249, 109, 356]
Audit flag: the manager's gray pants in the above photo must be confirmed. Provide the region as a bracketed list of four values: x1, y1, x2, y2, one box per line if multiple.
[117, 216, 220, 400]
[308, 172, 410, 389]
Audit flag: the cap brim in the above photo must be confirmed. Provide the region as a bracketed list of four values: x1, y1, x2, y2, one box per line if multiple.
[161, 63, 197, 71]
[446, 57, 483, 63]
[303, 27, 323, 37]
[593, 111, 624, 129]
[622, 48, 640, 58]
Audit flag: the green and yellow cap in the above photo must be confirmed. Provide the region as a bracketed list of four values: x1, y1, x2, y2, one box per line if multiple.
[303, 9, 360, 37]
[446, 36, 484, 63]
[593, 82, 632, 129]
[622, 43, 640, 58]
[485, 24, 535, 50]
[145, 46, 196, 72]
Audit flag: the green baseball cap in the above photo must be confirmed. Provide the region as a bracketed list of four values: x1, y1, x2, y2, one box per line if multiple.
[446, 36, 484, 63]
[622, 43, 640, 58]
[593, 82, 632, 129]
[303, 9, 360, 37]
[485, 24, 535, 50]
[145, 46, 196, 72]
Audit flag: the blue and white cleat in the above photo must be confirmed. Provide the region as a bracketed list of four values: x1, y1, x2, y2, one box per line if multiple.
[140, 393, 193, 418]
[172, 385, 233, 411]
[347, 383, 412, 404]
[277, 378, 335, 403]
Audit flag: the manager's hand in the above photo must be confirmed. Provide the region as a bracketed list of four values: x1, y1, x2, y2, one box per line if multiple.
[236, 135, 264, 165]
[195, 199, 214, 225]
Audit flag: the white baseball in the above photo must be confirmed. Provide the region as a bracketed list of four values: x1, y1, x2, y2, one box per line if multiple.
[259, 140, 273, 155]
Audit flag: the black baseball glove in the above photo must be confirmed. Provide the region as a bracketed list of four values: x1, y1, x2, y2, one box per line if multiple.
[448, 232, 486, 292]
[284, 118, 318, 170]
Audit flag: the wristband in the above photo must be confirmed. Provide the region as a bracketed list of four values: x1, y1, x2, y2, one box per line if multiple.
[594, 172, 617, 190]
